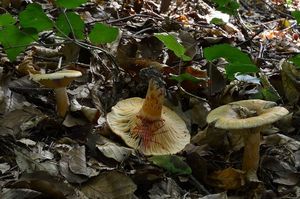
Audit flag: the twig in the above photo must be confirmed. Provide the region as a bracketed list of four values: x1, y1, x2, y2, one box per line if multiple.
[189, 175, 210, 195]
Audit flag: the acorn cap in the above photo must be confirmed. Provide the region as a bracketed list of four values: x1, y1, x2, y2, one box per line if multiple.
[107, 81, 190, 155]
[207, 99, 289, 130]
[30, 70, 82, 88]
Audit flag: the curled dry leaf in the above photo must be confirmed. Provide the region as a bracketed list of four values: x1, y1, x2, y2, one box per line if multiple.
[96, 141, 134, 163]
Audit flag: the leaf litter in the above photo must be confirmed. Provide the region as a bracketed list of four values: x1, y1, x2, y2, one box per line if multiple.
[1, 0, 300, 198]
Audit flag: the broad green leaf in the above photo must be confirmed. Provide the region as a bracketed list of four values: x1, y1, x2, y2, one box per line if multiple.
[292, 11, 300, 25]
[89, 23, 119, 44]
[19, 3, 53, 32]
[0, 13, 16, 27]
[55, 0, 88, 8]
[226, 63, 258, 80]
[0, 26, 38, 61]
[170, 73, 202, 83]
[204, 44, 258, 79]
[149, 155, 192, 175]
[154, 33, 191, 61]
[212, 0, 239, 15]
[288, 54, 300, 68]
[55, 12, 84, 39]
[204, 44, 252, 64]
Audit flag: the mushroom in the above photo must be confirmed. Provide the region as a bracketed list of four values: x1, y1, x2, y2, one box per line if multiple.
[106, 78, 190, 155]
[206, 99, 288, 181]
[30, 70, 82, 117]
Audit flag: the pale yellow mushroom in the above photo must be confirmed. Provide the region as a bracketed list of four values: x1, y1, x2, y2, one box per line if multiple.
[207, 100, 289, 182]
[107, 79, 190, 155]
[30, 70, 82, 117]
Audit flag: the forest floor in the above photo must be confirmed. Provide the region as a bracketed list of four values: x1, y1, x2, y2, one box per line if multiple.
[1, 0, 300, 198]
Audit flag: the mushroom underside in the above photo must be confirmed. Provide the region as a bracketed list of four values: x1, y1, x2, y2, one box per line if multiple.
[107, 98, 190, 155]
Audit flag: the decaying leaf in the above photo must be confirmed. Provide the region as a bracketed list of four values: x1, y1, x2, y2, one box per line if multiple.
[208, 167, 245, 190]
[96, 141, 134, 163]
[261, 156, 300, 186]
[80, 171, 137, 199]
[0, 163, 10, 174]
[280, 60, 300, 104]
[263, 133, 300, 151]
[1, 188, 42, 199]
[4, 171, 87, 199]
[148, 178, 184, 199]
[57, 144, 98, 183]
[0, 106, 46, 137]
[199, 192, 228, 199]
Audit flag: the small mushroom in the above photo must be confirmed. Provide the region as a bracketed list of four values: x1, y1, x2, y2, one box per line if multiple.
[107, 79, 190, 155]
[206, 99, 288, 181]
[30, 70, 82, 117]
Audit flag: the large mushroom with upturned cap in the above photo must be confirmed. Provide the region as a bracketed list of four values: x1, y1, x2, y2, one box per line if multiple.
[107, 79, 190, 155]
[207, 99, 289, 181]
[30, 70, 82, 117]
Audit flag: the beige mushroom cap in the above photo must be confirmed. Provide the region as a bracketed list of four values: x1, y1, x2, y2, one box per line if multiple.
[207, 99, 289, 130]
[107, 97, 190, 155]
[30, 70, 82, 88]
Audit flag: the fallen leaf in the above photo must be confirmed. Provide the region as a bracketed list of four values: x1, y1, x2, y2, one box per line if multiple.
[208, 167, 245, 190]
[80, 171, 137, 199]
[96, 141, 133, 163]
[149, 155, 192, 175]
[148, 178, 183, 199]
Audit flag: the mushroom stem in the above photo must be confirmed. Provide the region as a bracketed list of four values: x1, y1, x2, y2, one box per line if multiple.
[242, 127, 262, 181]
[54, 87, 69, 117]
[138, 79, 164, 121]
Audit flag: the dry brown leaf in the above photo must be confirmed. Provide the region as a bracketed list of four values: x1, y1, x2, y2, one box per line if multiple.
[80, 171, 137, 199]
[208, 167, 245, 190]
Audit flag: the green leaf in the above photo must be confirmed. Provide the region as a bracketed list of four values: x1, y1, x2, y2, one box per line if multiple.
[292, 11, 300, 25]
[212, 0, 240, 15]
[148, 155, 192, 175]
[226, 63, 258, 80]
[154, 33, 192, 61]
[204, 44, 252, 64]
[288, 54, 300, 68]
[55, 0, 88, 8]
[253, 88, 280, 102]
[261, 88, 280, 102]
[170, 73, 202, 83]
[0, 26, 38, 61]
[0, 13, 16, 27]
[55, 12, 84, 39]
[210, 17, 226, 25]
[89, 23, 119, 44]
[204, 44, 258, 79]
[19, 3, 53, 32]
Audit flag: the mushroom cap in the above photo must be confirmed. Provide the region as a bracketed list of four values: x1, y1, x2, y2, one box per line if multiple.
[207, 99, 289, 130]
[106, 97, 190, 155]
[30, 70, 82, 88]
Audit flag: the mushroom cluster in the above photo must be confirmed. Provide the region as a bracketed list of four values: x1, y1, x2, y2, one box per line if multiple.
[107, 79, 190, 155]
[207, 100, 289, 181]
[30, 70, 82, 117]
